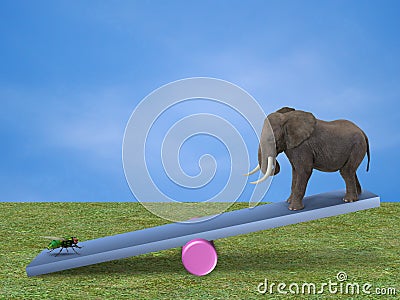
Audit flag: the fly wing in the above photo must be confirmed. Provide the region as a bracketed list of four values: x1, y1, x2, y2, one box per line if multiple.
[40, 236, 65, 241]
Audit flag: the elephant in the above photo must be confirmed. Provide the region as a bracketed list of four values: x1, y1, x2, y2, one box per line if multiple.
[245, 107, 370, 210]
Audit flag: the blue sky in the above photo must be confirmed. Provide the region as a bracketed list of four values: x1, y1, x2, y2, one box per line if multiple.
[1, 0, 399, 202]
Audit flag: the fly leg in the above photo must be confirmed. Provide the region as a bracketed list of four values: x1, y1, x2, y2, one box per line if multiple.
[71, 245, 81, 254]
[54, 247, 63, 257]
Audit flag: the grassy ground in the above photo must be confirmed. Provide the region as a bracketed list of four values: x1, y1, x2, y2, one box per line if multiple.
[0, 202, 398, 299]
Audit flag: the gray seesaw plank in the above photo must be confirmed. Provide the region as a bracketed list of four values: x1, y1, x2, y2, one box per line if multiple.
[26, 190, 380, 276]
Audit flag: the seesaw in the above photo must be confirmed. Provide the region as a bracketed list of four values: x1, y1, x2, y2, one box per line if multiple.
[26, 190, 380, 277]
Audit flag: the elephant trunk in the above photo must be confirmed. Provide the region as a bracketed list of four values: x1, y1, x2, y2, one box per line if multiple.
[259, 119, 277, 174]
[244, 120, 276, 184]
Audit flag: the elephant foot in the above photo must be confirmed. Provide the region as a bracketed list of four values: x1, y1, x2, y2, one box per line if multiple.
[343, 198, 359, 203]
[286, 197, 292, 204]
[343, 194, 359, 203]
[288, 202, 304, 211]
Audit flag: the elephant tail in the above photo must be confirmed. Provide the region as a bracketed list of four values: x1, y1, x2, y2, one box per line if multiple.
[365, 133, 370, 172]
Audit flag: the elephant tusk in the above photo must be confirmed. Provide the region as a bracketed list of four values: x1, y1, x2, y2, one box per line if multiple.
[243, 165, 260, 176]
[250, 156, 274, 184]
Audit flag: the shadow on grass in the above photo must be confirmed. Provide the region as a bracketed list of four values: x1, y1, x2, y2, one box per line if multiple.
[42, 246, 381, 277]
[43, 252, 183, 277]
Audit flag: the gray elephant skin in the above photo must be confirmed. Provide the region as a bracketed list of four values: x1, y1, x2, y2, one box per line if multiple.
[246, 107, 370, 211]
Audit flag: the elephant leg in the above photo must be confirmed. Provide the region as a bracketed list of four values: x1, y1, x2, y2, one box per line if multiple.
[355, 174, 362, 195]
[288, 168, 312, 210]
[287, 166, 297, 204]
[340, 143, 365, 202]
[340, 170, 357, 202]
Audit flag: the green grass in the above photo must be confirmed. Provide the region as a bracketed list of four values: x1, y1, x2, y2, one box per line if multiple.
[0, 202, 399, 299]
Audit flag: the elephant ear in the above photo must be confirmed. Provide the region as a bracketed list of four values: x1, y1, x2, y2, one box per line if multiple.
[284, 110, 316, 149]
[276, 107, 295, 114]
